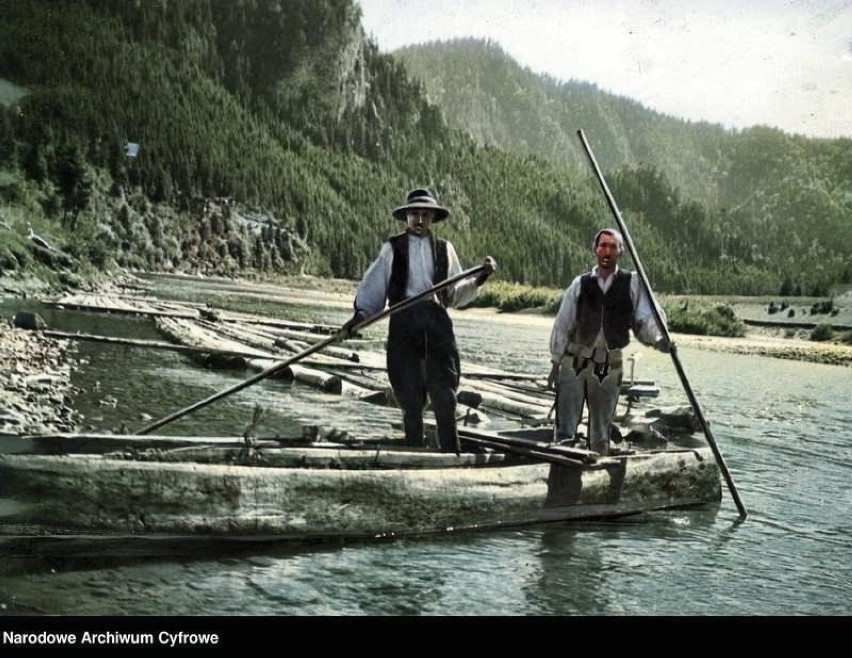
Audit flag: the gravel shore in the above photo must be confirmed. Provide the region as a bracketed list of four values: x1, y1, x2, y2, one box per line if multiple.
[0, 320, 81, 436]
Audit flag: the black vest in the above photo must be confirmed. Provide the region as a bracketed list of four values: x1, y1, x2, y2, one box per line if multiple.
[387, 233, 450, 306]
[574, 270, 633, 349]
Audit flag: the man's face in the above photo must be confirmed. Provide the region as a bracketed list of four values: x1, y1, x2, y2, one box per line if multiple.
[594, 232, 622, 271]
[406, 209, 434, 236]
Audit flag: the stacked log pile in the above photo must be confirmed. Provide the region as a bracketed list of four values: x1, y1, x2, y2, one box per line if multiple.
[40, 291, 686, 439]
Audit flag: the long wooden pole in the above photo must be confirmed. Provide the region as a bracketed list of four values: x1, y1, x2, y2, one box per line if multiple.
[135, 264, 487, 435]
[577, 129, 748, 520]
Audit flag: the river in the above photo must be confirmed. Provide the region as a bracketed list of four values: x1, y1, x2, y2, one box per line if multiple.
[0, 274, 850, 619]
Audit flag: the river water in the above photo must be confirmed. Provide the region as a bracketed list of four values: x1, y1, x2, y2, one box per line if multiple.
[1, 276, 850, 618]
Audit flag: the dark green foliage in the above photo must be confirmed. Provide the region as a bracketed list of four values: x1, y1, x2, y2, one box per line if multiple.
[0, 2, 848, 298]
[809, 299, 835, 315]
[663, 299, 746, 337]
[0, 107, 17, 165]
[472, 280, 562, 312]
[398, 38, 852, 296]
[810, 324, 834, 342]
[22, 144, 48, 183]
[0, 233, 32, 271]
[52, 143, 92, 227]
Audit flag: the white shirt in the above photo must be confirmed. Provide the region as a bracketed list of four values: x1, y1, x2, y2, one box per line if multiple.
[354, 234, 480, 316]
[549, 265, 665, 363]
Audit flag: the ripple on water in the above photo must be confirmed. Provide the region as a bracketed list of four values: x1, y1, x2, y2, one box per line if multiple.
[2, 286, 850, 615]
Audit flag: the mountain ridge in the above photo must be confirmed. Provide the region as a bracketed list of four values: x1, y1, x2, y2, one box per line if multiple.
[0, 2, 848, 297]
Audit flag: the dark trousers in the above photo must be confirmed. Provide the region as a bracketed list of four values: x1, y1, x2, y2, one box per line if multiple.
[386, 303, 461, 453]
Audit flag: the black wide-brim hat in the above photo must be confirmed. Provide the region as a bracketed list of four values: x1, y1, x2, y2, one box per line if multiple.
[392, 188, 450, 222]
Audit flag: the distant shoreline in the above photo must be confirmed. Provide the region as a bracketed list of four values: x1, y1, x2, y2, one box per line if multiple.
[459, 305, 852, 368]
[0, 272, 849, 437]
[258, 276, 852, 369]
[670, 330, 852, 368]
[4, 270, 848, 384]
[218, 273, 852, 369]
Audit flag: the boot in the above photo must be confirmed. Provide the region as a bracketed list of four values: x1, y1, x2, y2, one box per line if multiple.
[403, 412, 425, 448]
[434, 409, 461, 455]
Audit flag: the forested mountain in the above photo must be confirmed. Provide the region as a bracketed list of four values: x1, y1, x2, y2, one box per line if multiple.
[397, 38, 852, 295]
[0, 1, 849, 297]
[396, 38, 731, 206]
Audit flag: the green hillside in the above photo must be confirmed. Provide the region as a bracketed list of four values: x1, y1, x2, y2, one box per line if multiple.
[397, 38, 852, 293]
[0, 2, 849, 297]
[396, 38, 730, 205]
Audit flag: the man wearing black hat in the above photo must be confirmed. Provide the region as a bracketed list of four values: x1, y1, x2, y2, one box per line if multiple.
[343, 188, 496, 454]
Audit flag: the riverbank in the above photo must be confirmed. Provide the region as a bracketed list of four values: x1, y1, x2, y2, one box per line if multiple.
[259, 273, 852, 369]
[0, 320, 81, 436]
[672, 328, 852, 368]
[460, 305, 852, 368]
[0, 272, 850, 438]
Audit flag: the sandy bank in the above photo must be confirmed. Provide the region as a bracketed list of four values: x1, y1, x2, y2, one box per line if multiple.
[672, 330, 852, 367]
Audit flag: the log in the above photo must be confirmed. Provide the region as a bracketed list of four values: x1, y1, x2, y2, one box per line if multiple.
[123, 446, 507, 469]
[0, 447, 721, 538]
[272, 328, 344, 345]
[156, 317, 270, 358]
[274, 337, 359, 363]
[216, 314, 339, 334]
[203, 320, 280, 353]
[246, 359, 343, 394]
[9, 433, 282, 454]
[46, 295, 198, 319]
[457, 387, 551, 420]
[47, 293, 341, 334]
[458, 365, 543, 381]
[460, 377, 552, 408]
[326, 368, 389, 394]
[43, 330, 241, 357]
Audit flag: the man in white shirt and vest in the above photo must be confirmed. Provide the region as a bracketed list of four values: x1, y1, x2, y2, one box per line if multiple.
[547, 228, 670, 455]
[343, 188, 496, 454]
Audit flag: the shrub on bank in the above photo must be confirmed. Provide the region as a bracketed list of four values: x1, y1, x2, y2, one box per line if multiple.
[810, 324, 834, 342]
[472, 280, 562, 313]
[474, 284, 750, 337]
[0, 235, 33, 271]
[662, 298, 746, 337]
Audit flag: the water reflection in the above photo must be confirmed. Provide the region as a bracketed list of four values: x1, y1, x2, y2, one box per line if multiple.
[527, 525, 606, 615]
[2, 282, 852, 615]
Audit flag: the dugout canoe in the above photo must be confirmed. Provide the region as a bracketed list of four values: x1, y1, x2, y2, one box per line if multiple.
[0, 427, 722, 553]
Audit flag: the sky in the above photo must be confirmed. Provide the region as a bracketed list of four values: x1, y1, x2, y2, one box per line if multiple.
[357, 0, 852, 139]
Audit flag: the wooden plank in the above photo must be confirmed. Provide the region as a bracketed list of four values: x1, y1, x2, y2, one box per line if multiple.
[454, 425, 599, 463]
[2, 433, 508, 467]
[5, 433, 283, 454]
[126, 446, 507, 469]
